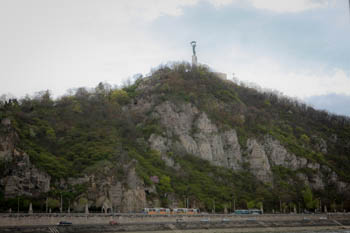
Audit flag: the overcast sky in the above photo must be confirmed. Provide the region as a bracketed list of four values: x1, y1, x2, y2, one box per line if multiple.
[1, 0, 350, 116]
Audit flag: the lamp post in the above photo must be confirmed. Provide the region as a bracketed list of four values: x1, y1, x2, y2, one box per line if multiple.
[60, 192, 63, 213]
[46, 196, 48, 213]
[234, 198, 236, 212]
[212, 199, 215, 213]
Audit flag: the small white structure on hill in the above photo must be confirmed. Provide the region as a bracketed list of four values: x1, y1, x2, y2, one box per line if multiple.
[213, 72, 227, 80]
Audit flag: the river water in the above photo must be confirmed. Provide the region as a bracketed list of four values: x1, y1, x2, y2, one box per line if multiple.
[127, 226, 350, 233]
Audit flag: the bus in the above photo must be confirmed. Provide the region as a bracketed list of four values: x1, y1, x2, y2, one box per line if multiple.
[143, 208, 199, 215]
[143, 208, 171, 214]
[234, 209, 262, 215]
[172, 208, 200, 214]
[234, 209, 250, 214]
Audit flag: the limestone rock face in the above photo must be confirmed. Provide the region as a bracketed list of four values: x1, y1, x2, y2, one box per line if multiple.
[0, 117, 147, 212]
[263, 136, 307, 170]
[68, 164, 146, 213]
[150, 102, 243, 170]
[122, 167, 147, 212]
[3, 150, 51, 198]
[245, 139, 272, 183]
[149, 134, 168, 155]
[262, 136, 336, 190]
[121, 189, 146, 213]
[221, 130, 242, 170]
[110, 183, 123, 209]
[149, 134, 176, 168]
[311, 136, 328, 154]
[147, 101, 346, 192]
[127, 167, 144, 190]
[0, 119, 50, 198]
[69, 172, 122, 213]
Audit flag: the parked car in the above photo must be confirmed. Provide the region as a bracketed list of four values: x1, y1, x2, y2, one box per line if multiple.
[176, 218, 184, 222]
[58, 221, 72, 225]
[109, 220, 119, 225]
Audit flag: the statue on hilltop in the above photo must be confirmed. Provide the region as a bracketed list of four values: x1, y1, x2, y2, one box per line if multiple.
[190, 41, 198, 66]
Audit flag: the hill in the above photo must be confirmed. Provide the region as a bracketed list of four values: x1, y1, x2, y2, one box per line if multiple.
[0, 62, 350, 213]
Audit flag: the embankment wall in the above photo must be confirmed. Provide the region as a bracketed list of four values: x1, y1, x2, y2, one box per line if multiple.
[0, 213, 349, 226]
[1, 218, 350, 233]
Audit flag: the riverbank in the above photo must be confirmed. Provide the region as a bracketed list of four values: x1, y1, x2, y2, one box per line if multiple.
[1, 217, 350, 233]
[127, 225, 350, 233]
[1, 213, 349, 227]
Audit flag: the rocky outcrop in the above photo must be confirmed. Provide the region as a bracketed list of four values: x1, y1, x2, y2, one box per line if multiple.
[246, 136, 349, 191]
[263, 136, 307, 170]
[2, 150, 51, 198]
[245, 139, 272, 183]
[147, 101, 348, 192]
[0, 117, 148, 211]
[121, 189, 146, 213]
[0, 119, 50, 198]
[149, 102, 242, 170]
[121, 167, 147, 212]
[68, 163, 146, 213]
[311, 136, 328, 154]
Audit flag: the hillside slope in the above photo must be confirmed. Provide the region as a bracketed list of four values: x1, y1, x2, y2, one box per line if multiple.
[1, 62, 349, 213]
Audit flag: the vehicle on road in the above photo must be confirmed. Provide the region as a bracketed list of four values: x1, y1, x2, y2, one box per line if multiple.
[234, 209, 250, 214]
[142, 207, 200, 215]
[109, 220, 119, 225]
[58, 221, 72, 225]
[250, 209, 262, 215]
[176, 218, 184, 222]
[200, 218, 210, 222]
[233, 209, 262, 215]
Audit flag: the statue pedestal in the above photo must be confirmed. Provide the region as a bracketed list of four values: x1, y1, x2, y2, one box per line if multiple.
[192, 55, 197, 66]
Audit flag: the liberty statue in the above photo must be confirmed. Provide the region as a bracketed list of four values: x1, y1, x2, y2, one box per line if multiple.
[190, 41, 197, 66]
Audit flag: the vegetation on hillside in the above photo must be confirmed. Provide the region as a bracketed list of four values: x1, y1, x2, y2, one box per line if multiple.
[0, 62, 349, 212]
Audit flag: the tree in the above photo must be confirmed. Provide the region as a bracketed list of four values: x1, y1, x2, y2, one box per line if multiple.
[300, 134, 310, 145]
[157, 175, 173, 198]
[95, 82, 111, 97]
[48, 198, 60, 210]
[247, 200, 255, 209]
[303, 186, 317, 210]
[110, 89, 130, 105]
[35, 90, 53, 107]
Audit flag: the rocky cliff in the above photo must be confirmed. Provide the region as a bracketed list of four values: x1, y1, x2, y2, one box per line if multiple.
[0, 118, 146, 212]
[66, 163, 146, 213]
[0, 118, 50, 198]
[149, 101, 242, 170]
[145, 100, 348, 193]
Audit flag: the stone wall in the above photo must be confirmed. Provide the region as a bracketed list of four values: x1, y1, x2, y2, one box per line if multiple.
[1, 214, 350, 233]
[0, 213, 349, 227]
